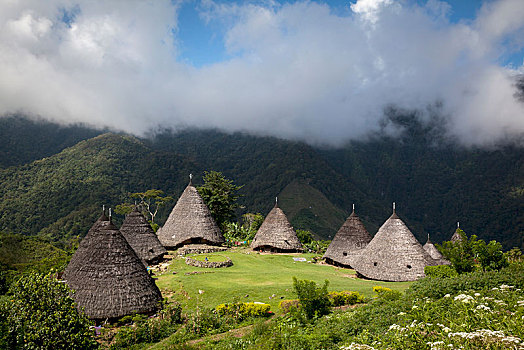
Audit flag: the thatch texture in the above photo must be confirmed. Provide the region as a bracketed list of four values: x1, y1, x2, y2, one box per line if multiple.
[157, 183, 224, 249]
[63, 214, 162, 320]
[323, 209, 372, 267]
[450, 229, 465, 243]
[251, 203, 303, 252]
[120, 207, 167, 265]
[423, 235, 450, 265]
[349, 211, 437, 282]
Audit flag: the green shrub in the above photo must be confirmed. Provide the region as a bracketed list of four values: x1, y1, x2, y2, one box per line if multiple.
[278, 299, 300, 313]
[328, 291, 365, 306]
[372, 286, 402, 301]
[424, 264, 459, 278]
[475, 239, 509, 271]
[186, 307, 235, 336]
[111, 302, 183, 348]
[408, 262, 524, 299]
[0, 272, 96, 349]
[292, 277, 331, 319]
[215, 302, 270, 319]
[439, 229, 477, 274]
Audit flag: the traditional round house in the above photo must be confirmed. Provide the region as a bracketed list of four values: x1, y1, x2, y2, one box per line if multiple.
[157, 175, 224, 249]
[323, 205, 372, 267]
[450, 222, 466, 243]
[120, 206, 167, 265]
[349, 204, 437, 282]
[251, 198, 303, 253]
[423, 234, 450, 265]
[63, 210, 162, 321]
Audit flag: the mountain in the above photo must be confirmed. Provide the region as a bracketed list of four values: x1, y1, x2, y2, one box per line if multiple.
[0, 133, 198, 246]
[278, 179, 347, 240]
[0, 115, 103, 168]
[0, 116, 522, 250]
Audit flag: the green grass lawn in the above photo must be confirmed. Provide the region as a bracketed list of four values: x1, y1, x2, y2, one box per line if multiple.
[155, 247, 411, 313]
[188, 254, 230, 262]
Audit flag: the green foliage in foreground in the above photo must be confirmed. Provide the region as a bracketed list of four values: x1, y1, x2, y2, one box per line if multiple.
[110, 303, 183, 349]
[215, 302, 271, 319]
[439, 230, 509, 274]
[0, 233, 72, 293]
[424, 264, 459, 279]
[328, 291, 366, 307]
[292, 277, 331, 320]
[0, 272, 96, 349]
[185, 263, 524, 350]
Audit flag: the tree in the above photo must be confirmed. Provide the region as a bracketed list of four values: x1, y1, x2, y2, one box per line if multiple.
[292, 277, 331, 320]
[197, 171, 243, 230]
[0, 272, 97, 349]
[115, 189, 173, 231]
[439, 229, 477, 274]
[296, 229, 314, 245]
[505, 247, 522, 263]
[474, 240, 509, 271]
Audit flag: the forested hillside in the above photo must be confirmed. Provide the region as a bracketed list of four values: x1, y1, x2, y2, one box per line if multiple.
[0, 133, 198, 246]
[0, 116, 522, 250]
[0, 115, 102, 168]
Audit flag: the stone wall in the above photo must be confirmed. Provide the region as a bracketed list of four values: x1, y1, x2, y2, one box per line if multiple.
[177, 244, 227, 256]
[185, 256, 233, 268]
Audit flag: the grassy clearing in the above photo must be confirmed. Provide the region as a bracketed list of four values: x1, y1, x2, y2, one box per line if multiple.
[155, 247, 411, 312]
[188, 254, 229, 262]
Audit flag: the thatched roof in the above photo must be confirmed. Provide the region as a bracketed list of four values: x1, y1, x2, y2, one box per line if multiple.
[157, 178, 224, 249]
[423, 234, 450, 265]
[323, 206, 372, 267]
[450, 224, 465, 243]
[63, 212, 162, 320]
[251, 200, 303, 252]
[120, 207, 167, 265]
[349, 207, 437, 282]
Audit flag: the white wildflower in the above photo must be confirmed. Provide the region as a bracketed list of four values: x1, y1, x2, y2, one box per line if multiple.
[444, 294, 451, 298]
[474, 293, 481, 297]
[389, 324, 402, 331]
[454, 294, 473, 303]
[398, 312, 406, 315]
[476, 304, 490, 311]
[341, 343, 376, 350]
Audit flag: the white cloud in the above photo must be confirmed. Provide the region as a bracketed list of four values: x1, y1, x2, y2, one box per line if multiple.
[0, 0, 523, 146]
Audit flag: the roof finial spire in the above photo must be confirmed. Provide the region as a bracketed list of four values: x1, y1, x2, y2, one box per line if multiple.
[189, 173, 193, 185]
[275, 196, 278, 207]
[427, 233, 430, 242]
[352, 203, 355, 213]
[457, 221, 460, 228]
[109, 208, 112, 221]
[102, 204, 105, 214]
[393, 202, 396, 213]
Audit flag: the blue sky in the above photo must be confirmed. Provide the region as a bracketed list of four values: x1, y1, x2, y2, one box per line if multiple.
[0, 0, 523, 146]
[176, 0, 517, 67]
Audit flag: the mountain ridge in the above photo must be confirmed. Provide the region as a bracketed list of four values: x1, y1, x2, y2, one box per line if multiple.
[0, 116, 521, 250]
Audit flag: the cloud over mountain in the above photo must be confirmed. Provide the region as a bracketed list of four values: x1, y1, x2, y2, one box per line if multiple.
[0, 0, 523, 146]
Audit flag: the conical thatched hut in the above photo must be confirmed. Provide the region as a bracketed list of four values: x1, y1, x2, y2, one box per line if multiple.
[349, 204, 437, 282]
[323, 205, 372, 267]
[120, 207, 167, 265]
[157, 175, 224, 249]
[251, 198, 303, 253]
[423, 234, 450, 265]
[63, 210, 162, 321]
[450, 223, 465, 243]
